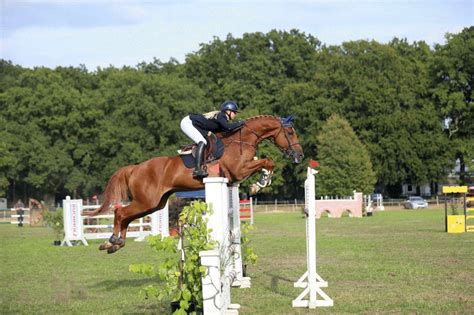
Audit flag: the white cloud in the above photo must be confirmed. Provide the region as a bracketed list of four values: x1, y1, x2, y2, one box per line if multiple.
[2, 1, 471, 69]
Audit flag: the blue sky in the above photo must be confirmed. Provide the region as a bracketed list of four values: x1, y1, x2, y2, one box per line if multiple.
[1, 0, 472, 70]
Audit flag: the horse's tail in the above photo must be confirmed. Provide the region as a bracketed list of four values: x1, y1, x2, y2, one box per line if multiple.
[87, 165, 135, 217]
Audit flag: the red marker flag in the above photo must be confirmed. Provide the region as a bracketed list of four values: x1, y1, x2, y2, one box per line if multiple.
[309, 159, 319, 169]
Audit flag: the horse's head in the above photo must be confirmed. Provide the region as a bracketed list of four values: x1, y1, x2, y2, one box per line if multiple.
[238, 115, 304, 163]
[274, 115, 304, 163]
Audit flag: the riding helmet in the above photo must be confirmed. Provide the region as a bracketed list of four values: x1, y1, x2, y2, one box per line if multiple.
[220, 101, 239, 112]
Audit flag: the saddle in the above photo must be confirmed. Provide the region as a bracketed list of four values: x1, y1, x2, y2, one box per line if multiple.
[178, 133, 225, 169]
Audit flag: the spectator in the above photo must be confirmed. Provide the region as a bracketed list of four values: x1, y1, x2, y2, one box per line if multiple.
[14, 199, 25, 209]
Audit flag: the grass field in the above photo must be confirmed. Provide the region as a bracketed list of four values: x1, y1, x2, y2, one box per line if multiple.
[1, 208, 473, 314]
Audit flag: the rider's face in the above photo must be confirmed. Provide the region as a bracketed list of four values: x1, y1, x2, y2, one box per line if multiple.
[227, 110, 237, 120]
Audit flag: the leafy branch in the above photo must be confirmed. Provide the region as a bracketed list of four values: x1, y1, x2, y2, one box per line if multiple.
[241, 222, 258, 266]
[130, 201, 215, 314]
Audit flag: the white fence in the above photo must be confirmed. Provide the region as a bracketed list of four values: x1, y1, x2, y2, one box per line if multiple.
[10, 208, 30, 226]
[62, 196, 169, 246]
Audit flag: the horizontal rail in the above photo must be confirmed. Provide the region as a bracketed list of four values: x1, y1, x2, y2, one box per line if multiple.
[84, 222, 151, 229]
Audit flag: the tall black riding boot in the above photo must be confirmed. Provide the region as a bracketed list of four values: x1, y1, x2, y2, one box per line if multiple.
[193, 141, 208, 178]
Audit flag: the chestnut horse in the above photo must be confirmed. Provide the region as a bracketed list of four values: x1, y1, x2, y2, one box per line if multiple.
[91, 115, 304, 253]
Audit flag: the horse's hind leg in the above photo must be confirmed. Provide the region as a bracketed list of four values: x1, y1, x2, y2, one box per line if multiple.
[101, 191, 171, 254]
[98, 206, 126, 252]
[107, 202, 144, 254]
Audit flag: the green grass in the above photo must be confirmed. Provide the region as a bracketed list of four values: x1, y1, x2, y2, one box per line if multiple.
[1, 209, 473, 314]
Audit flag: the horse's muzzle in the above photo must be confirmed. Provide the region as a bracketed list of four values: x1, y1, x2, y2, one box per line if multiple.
[286, 150, 304, 163]
[293, 152, 304, 163]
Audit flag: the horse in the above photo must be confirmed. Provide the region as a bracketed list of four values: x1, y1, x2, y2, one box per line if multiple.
[91, 115, 304, 253]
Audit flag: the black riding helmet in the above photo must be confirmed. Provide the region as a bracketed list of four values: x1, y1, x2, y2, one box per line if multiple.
[220, 100, 239, 113]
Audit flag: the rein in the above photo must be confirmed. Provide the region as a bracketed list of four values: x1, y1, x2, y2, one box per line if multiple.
[228, 119, 301, 158]
[221, 127, 258, 153]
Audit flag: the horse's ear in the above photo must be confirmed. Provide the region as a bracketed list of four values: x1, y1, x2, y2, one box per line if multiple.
[281, 115, 295, 127]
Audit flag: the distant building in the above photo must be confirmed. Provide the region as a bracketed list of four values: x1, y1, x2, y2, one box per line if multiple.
[402, 184, 431, 197]
[401, 158, 473, 197]
[0, 198, 7, 210]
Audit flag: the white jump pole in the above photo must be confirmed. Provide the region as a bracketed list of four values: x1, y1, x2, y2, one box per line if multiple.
[250, 197, 254, 225]
[230, 184, 251, 289]
[199, 177, 241, 314]
[292, 166, 333, 308]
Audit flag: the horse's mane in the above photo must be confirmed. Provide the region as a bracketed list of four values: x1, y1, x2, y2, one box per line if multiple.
[218, 115, 280, 140]
[243, 114, 279, 122]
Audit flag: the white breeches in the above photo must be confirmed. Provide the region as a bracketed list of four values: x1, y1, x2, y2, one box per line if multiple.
[180, 116, 207, 145]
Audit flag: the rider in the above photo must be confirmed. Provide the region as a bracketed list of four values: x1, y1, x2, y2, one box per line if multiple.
[180, 101, 244, 178]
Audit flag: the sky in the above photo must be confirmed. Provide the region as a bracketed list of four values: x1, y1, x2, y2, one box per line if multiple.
[1, 0, 473, 70]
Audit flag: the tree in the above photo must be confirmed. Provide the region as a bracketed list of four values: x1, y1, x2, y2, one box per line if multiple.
[1, 28, 469, 201]
[316, 114, 376, 197]
[0, 60, 24, 92]
[285, 39, 451, 194]
[430, 26, 474, 183]
[185, 29, 321, 111]
[0, 128, 18, 197]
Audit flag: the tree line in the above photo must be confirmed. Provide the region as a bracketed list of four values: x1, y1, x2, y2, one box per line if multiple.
[1, 27, 472, 204]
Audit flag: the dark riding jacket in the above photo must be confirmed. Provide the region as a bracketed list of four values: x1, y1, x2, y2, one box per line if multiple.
[189, 112, 244, 138]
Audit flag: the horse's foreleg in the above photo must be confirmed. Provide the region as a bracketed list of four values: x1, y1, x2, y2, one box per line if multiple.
[239, 158, 276, 194]
[241, 158, 275, 177]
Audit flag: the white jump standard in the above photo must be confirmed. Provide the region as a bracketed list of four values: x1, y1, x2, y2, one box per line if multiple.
[199, 177, 251, 315]
[293, 166, 333, 308]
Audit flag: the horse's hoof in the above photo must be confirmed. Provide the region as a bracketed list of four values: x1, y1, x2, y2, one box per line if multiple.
[107, 244, 121, 254]
[250, 184, 261, 195]
[115, 238, 125, 246]
[99, 241, 113, 251]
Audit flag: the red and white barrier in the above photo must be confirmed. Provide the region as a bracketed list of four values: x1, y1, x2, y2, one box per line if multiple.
[239, 197, 254, 225]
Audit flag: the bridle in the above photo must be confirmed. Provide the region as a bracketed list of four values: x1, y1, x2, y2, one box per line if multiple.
[237, 119, 301, 159]
[273, 124, 302, 160]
